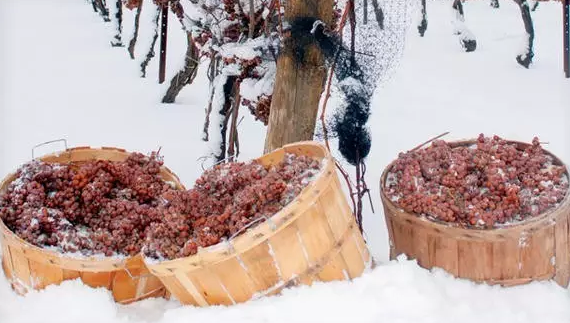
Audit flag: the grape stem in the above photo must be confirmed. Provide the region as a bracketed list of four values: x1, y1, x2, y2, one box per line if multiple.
[411, 131, 450, 152]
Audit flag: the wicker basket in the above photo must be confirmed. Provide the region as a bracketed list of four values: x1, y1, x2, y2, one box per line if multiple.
[144, 141, 371, 306]
[0, 146, 185, 304]
[380, 139, 570, 287]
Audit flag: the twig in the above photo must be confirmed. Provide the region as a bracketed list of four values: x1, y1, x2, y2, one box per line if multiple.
[202, 85, 216, 142]
[227, 82, 241, 161]
[197, 155, 211, 171]
[248, 0, 255, 39]
[235, 120, 240, 157]
[335, 159, 358, 221]
[411, 131, 450, 152]
[345, 48, 375, 58]
[348, 0, 356, 61]
[360, 162, 374, 213]
[337, 2, 350, 38]
[319, 62, 337, 152]
[355, 153, 363, 233]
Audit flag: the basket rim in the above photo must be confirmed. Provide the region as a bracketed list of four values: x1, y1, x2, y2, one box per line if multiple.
[0, 146, 186, 269]
[379, 137, 570, 234]
[143, 140, 336, 272]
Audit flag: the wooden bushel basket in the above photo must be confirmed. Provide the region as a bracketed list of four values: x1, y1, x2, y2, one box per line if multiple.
[380, 139, 570, 287]
[144, 141, 371, 306]
[0, 144, 185, 304]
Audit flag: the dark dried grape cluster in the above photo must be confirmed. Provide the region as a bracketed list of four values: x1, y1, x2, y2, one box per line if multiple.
[385, 134, 569, 228]
[244, 94, 271, 125]
[0, 152, 321, 261]
[143, 153, 322, 260]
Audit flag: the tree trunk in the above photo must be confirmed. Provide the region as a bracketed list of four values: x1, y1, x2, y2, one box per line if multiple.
[263, 0, 334, 154]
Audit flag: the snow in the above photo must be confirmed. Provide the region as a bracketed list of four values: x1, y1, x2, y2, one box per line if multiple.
[239, 62, 276, 101]
[451, 3, 476, 43]
[1, 0, 570, 322]
[218, 38, 269, 60]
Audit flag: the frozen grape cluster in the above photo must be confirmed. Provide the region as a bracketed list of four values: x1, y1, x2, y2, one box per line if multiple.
[143, 153, 322, 260]
[384, 134, 569, 228]
[0, 152, 322, 261]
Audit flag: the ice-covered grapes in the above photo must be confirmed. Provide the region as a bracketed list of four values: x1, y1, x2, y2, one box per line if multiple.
[0, 152, 322, 261]
[384, 134, 569, 228]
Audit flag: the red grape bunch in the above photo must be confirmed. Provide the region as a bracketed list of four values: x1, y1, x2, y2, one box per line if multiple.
[385, 134, 569, 228]
[0, 151, 322, 261]
[143, 153, 322, 260]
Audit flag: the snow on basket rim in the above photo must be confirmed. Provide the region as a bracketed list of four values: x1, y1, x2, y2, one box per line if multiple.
[142, 141, 335, 270]
[0, 145, 186, 268]
[379, 138, 570, 232]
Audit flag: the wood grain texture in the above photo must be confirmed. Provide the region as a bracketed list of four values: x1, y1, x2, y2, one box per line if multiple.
[146, 141, 370, 306]
[554, 213, 570, 286]
[263, 0, 334, 153]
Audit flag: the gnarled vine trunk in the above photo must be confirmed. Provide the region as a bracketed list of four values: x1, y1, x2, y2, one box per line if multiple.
[128, 1, 143, 59]
[161, 32, 199, 103]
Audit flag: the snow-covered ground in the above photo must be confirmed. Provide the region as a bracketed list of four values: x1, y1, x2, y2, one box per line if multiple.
[1, 0, 570, 322]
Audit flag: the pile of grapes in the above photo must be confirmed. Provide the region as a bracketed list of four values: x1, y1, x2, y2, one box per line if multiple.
[0, 152, 322, 260]
[384, 134, 569, 228]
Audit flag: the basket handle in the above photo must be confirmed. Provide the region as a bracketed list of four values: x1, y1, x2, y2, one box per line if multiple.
[32, 139, 68, 159]
[123, 266, 154, 280]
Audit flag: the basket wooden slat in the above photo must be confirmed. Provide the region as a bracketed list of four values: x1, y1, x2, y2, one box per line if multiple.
[145, 141, 371, 306]
[0, 146, 185, 304]
[380, 139, 570, 287]
[554, 213, 570, 284]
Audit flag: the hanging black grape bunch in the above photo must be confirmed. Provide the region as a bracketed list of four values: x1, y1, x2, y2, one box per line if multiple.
[288, 17, 373, 166]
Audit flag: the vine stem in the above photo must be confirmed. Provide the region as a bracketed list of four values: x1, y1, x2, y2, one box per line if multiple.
[319, 1, 355, 152]
[335, 159, 358, 223]
[319, 62, 336, 152]
[411, 131, 450, 152]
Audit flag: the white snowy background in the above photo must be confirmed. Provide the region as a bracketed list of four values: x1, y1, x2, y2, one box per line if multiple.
[1, 0, 570, 322]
